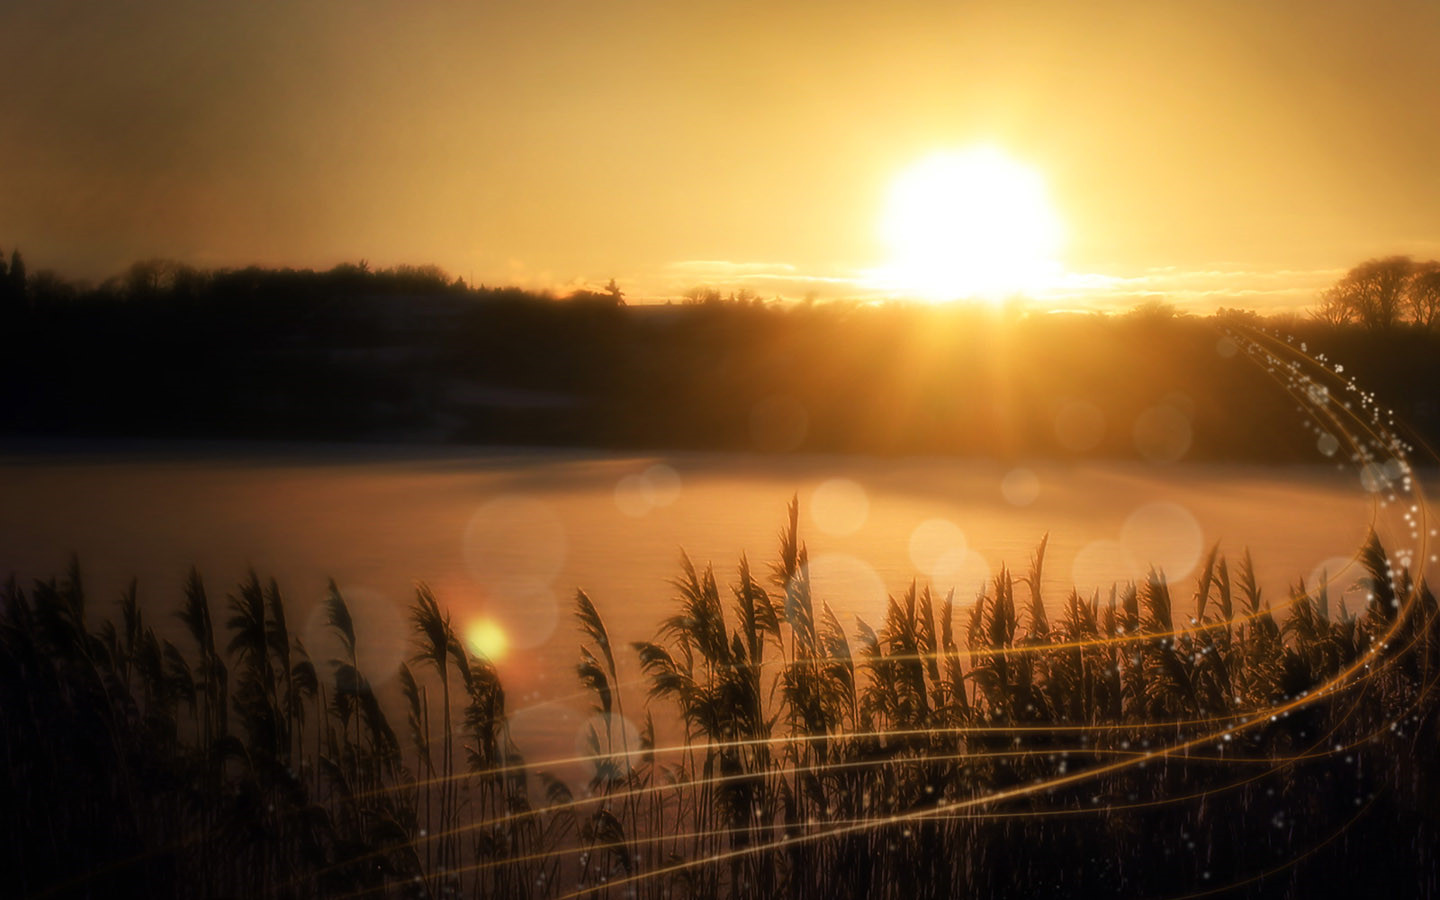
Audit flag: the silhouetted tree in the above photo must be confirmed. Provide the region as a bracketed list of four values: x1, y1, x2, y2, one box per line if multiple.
[1410, 261, 1440, 330]
[1318, 256, 1413, 329]
[1127, 297, 1179, 320]
[604, 277, 625, 305]
[25, 270, 80, 307]
[683, 286, 723, 305]
[567, 285, 625, 307]
[2, 247, 26, 312]
[1313, 290, 1353, 326]
[125, 259, 167, 298]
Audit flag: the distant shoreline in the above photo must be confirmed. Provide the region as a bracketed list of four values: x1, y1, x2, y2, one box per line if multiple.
[0, 435, 1409, 484]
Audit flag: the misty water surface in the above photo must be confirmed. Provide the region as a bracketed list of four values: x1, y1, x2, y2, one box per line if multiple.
[1, 443, 1417, 775]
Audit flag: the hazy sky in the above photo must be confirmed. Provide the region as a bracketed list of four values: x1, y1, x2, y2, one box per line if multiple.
[4, 0, 1439, 308]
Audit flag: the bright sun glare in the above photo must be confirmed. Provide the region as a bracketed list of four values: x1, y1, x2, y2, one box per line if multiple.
[874, 147, 1065, 303]
[464, 618, 509, 661]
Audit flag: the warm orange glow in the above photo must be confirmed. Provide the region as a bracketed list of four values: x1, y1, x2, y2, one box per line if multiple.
[5, 3, 1439, 307]
[464, 618, 509, 661]
[872, 147, 1065, 303]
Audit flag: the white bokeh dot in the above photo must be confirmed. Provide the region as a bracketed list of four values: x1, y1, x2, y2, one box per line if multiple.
[464, 495, 568, 594]
[1120, 502, 1205, 581]
[805, 553, 889, 614]
[931, 549, 992, 598]
[614, 474, 652, 517]
[910, 519, 967, 576]
[643, 463, 682, 507]
[1001, 467, 1040, 506]
[1308, 556, 1358, 604]
[1133, 405, 1192, 463]
[302, 585, 407, 687]
[810, 478, 870, 535]
[1071, 540, 1139, 590]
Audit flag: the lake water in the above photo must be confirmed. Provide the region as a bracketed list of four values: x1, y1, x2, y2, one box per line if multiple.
[1, 442, 1428, 775]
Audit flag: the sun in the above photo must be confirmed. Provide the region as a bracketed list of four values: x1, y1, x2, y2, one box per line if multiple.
[872, 146, 1065, 303]
[464, 617, 509, 661]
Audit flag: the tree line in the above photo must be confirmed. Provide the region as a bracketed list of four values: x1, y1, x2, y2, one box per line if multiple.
[2, 246, 1439, 460]
[1, 244, 1437, 325]
[0, 248, 631, 311]
[1314, 256, 1440, 330]
[0, 245, 27, 312]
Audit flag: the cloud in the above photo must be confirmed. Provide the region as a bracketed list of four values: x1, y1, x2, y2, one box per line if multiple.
[1045, 265, 1343, 310]
[665, 260, 800, 276]
[642, 260, 870, 300]
[634, 258, 1345, 311]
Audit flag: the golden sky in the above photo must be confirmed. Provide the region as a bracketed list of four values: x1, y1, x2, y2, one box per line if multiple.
[3, 0, 1439, 309]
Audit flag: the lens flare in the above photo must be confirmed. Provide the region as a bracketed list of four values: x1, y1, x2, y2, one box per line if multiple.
[464, 618, 510, 661]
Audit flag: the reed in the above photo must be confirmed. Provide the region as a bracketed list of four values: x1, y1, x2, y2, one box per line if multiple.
[2, 504, 1438, 898]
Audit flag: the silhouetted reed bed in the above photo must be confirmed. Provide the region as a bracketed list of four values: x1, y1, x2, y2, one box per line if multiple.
[4, 499, 1440, 898]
